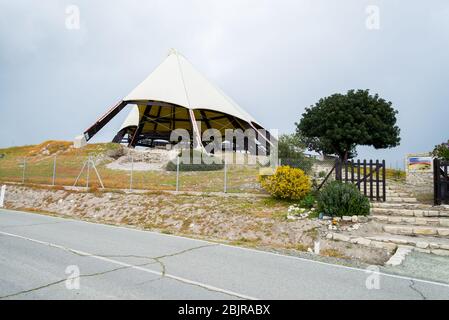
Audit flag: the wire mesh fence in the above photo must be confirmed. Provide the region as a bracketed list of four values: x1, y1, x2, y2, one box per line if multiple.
[1, 151, 383, 194]
[0, 152, 266, 193]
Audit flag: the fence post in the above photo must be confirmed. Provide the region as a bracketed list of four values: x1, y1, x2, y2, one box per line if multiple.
[357, 159, 361, 190]
[382, 160, 386, 202]
[363, 159, 367, 196]
[434, 158, 440, 206]
[22, 157, 26, 184]
[369, 160, 373, 201]
[351, 160, 354, 184]
[129, 154, 134, 191]
[86, 157, 90, 189]
[52, 155, 57, 186]
[176, 156, 180, 192]
[224, 159, 227, 193]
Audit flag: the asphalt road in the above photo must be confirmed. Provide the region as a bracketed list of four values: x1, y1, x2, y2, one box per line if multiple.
[1, 209, 449, 300]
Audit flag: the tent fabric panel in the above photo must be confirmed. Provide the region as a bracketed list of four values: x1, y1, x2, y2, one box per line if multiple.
[124, 54, 189, 107]
[122, 50, 262, 127]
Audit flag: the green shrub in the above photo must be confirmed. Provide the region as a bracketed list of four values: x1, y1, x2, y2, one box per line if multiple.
[299, 193, 316, 209]
[166, 150, 224, 171]
[433, 140, 449, 161]
[317, 181, 370, 217]
[259, 166, 311, 200]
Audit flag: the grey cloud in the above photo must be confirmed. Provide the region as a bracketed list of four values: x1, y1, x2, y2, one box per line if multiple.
[0, 0, 448, 167]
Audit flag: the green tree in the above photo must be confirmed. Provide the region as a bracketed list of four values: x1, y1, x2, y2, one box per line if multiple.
[296, 89, 400, 160]
[277, 133, 313, 173]
[432, 140, 449, 161]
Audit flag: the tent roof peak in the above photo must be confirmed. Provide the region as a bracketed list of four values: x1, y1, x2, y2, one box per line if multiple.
[123, 50, 259, 127]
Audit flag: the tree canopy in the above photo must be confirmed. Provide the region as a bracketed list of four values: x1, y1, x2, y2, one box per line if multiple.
[277, 133, 313, 173]
[295, 89, 400, 160]
[432, 140, 449, 161]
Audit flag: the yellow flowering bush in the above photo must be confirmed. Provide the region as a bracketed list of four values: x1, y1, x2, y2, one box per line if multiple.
[259, 166, 311, 200]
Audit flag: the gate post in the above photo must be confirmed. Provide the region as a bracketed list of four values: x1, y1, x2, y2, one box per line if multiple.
[382, 160, 386, 202]
[434, 158, 441, 206]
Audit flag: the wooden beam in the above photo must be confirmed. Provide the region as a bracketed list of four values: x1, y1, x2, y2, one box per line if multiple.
[153, 105, 163, 132]
[199, 110, 212, 129]
[84, 100, 127, 141]
[171, 105, 175, 130]
[129, 105, 152, 148]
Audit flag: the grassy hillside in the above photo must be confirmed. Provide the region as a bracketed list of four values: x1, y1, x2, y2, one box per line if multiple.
[0, 141, 262, 193]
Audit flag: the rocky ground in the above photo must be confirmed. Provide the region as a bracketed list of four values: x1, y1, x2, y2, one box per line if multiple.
[2, 184, 391, 266]
[106, 148, 179, 171]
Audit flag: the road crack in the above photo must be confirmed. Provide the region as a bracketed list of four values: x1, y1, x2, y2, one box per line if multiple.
[0, 231, 252, 299]
[0, 261, 156, 299]
[409, 280, 427, 300]
[82, 244, 217, 276]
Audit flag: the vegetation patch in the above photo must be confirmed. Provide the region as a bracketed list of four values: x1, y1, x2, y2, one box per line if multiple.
[317, 181, 370, 217]
[259, 166, 311, 200]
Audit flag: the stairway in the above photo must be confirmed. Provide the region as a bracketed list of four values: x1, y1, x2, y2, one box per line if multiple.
[369, 182, 449, 255]
[327, 181, 449, 256]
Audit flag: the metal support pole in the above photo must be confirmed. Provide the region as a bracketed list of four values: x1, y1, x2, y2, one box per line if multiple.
[52, 155, 57, 186]
[130, 155, 134, 191]
[22, 157, 26, 184]
[176, 156, 180, 192]
[73, 161, 87, 187]
[90, 159, 105, 189]
[86, 157, 90, 189]
[224, 159, 227, 193]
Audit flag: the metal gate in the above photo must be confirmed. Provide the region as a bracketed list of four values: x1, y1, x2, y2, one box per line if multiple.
[434, 158, 449, 205]
[318, 159, 386, 202]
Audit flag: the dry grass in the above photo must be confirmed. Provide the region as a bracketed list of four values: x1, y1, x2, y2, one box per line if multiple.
[0, 141, 264, 194]
[321, 248, 347, 259]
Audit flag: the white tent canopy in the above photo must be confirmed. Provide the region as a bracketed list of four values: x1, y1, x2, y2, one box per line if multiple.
[84, 49, 272, 151]
[124, 49, 259, 127]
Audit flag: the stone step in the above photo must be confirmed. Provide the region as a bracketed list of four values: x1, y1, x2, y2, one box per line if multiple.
[371, 215, 449, 227]
[386, 192, 413, 197]
[326, 232, 449, 256]
[366, 234, 449, 256]
[384, 197, 418, 203]
[364, 189, 411, 197]
[371, 207, 449, 217]
[371, 202, 449, 211]
[383, 224, 449, 238]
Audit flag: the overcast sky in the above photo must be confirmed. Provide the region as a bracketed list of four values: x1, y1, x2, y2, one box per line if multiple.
[1, 0, 448, 167]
